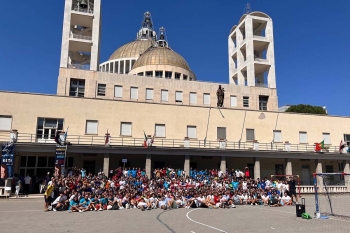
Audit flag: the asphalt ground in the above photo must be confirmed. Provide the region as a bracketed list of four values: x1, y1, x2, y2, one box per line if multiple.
[0, 196, 349, 233]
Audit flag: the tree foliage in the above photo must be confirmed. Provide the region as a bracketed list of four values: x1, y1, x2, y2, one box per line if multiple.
[285, 104, 327, 115]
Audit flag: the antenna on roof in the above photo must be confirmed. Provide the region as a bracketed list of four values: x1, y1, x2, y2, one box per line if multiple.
[244, 2, 251, 14]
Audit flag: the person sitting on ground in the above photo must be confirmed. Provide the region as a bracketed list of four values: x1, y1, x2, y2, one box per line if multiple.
[69, 196, 81, 213]
[79, 194, 93, 212]
[52, 191, 67, 211]
[281, 192, 292, 206]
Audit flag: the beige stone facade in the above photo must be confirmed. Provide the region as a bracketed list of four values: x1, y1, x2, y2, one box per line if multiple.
[57, 68, 278, 111]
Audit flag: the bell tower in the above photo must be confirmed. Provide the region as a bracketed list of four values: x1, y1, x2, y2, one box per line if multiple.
[59, 0, 102, 71]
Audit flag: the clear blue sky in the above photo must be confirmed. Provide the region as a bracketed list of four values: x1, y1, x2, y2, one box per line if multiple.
[0, 0, 349, 116]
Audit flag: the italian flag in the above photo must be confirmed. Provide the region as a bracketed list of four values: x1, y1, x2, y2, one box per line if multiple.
[143, 131, 148, 148]
[315, 140, 324, 152]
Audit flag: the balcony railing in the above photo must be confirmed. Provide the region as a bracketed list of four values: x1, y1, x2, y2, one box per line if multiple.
[68, 64, 90, 70]
[70, 33, 92, 41]
[255, 83, 269, 88]
[0, 132, 345, 154]
[300, 185, 348, 194]
[72, 7, 93, 14]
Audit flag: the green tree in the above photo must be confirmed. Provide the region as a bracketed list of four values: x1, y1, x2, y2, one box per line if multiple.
[285, 104, 327, 115]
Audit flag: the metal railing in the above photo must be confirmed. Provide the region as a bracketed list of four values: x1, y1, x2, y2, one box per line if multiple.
[0, 132, 343, 154]
[68, 64, 90, 70]
[255, 83, 269, 88]
[70, 33, 92, 41]
[71, 7, 93, 14]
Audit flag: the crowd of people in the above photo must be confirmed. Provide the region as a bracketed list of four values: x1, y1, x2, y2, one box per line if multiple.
[41, 167, 299, 212]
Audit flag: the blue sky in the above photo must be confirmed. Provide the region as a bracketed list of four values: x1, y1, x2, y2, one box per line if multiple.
[0, 0, 349, 116]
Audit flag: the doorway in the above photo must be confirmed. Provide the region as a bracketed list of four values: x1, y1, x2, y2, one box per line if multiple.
[83, 160, 96, 175]
[301, 165, 310, 185]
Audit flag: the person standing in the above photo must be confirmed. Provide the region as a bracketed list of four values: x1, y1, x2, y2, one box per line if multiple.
[24, 174, 32, 196]
[44, 182, 55, 212]
[288, 176, 298, 204]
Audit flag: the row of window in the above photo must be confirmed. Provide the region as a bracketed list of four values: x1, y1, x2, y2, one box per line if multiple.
[69, 79, 268, 110]
[136, 71, 193, 81]
[0, 116, 340, 144]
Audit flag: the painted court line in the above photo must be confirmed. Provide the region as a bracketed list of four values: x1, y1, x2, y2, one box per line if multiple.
[186, 209, 228, 233]
[240, 205, 350, 223]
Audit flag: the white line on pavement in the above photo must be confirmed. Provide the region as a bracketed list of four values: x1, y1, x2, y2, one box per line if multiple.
[186, 209, 228, 233]
[240, 205, 350, 223]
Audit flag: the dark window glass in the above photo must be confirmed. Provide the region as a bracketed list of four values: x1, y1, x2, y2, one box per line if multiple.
[37, 157, 47, 167]
[20, 156, 27, 167]
[27, 156, 36, 167]
[48, 157, 55, 167]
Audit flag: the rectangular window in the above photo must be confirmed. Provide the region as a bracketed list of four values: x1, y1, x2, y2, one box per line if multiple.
[120, 122, 132, 136]
[146, 71, 153, 77]
[246, 128, 255, 141]
[323, 133, 331, 144]
[175, 91, 183, 103]
[146, 88, 154, 100]
[299, 131, 308, 143]
[183, 75, 188, 80]
[161, 90, 168, 102]
[259, 95, 268, 111]
[155, 124, 166, 137]
[189, 92, 197, 104]
[85, 120, 98, 134]
[69, 79, 85, 97]
[130, 87, 138, 99]
[155, 71, 163, 78]
[203, 93, 210, 105]
[217, 127, 226, 140]
[273, 130, 282, 142]
[187, 126, 197, 139]
[36, 118, 64, 140]
[175, 73, 181, 80]
[344, 134, 350, 146]
[97, 84, 106, 96]
[114, 85, 122, 98]
[165, 71, 172, 79]
[0, 116, 12, 131]
[137, 72, 144, 76]
[243, 96, 249, 107]
[230, 96, 237, 107]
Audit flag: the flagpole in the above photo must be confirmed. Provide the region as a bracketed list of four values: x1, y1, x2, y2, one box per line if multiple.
[62, 126, 69, 177]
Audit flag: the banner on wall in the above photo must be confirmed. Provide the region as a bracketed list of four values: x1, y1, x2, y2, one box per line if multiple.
[55, 145, 66, 166]
[1, 142, 15, 178]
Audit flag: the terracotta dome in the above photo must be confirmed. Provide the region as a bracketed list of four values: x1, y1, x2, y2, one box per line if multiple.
[132, 47, 191, 71]
[108, 39, 154, 60]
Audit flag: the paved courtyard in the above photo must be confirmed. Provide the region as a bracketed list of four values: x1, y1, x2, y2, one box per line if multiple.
[0, 196, 349, 233]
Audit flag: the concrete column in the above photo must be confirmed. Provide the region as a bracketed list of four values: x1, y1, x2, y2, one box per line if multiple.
[103, 153, 109, 176]
[315, 160, 323, 190]
[184, 155, 190, 177]
[118, 61, 121, 73]
[123, 60, 126, 74]
[220, 156, 226, 174]
[254, 158, 261, 180]
[145, 155, 152, 178]
[344, 161, 350, 191]
[129, 59, 132, 72]
[285, 158, 292, 175]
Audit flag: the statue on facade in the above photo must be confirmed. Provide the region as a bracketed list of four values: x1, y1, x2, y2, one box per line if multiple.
[216, 85, 224, 107]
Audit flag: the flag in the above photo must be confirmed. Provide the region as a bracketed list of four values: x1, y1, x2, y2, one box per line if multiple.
[54, 130, 60, 144]
[63, 127, 69, 141]
[339, 140, 345, 154]
[143, 131, 148, 148]
[105, 130, 110, 145]
[315, 140, 324, 152]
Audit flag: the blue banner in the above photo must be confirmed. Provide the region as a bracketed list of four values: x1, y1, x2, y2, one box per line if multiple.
[55, 145, 66, 166]
[1, 143, 14, 178]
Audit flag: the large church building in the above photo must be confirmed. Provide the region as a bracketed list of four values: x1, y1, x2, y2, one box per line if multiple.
[1, 0, 350, 192]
